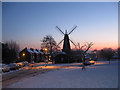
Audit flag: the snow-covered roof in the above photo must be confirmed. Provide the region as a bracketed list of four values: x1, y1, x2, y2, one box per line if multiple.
[22, 48, 44, 54]
[33, 50, 39, 54]
[27, 49, 34, 53]
[38, 50, 44, 54]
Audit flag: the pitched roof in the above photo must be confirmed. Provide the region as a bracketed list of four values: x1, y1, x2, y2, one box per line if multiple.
[38, 50, 44, 54]
[33, 49, 39, 54]
[27, 49, 34, 53]
[20, 48, 44, 54]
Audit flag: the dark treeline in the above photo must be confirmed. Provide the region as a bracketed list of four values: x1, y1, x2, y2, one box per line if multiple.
[1, 39, 120, 64]
[95, 48, 119, 64]
[117, 47, 120, 59]
[2, 40, 20, 64]
[98, 48, 119, 59]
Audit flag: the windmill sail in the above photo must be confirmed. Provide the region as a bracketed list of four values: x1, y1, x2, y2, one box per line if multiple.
[56, 26, 77, 54]
[56, 26, 65, 35]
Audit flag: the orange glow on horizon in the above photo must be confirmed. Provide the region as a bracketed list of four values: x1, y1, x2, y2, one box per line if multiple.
[20, 42, 118, 51]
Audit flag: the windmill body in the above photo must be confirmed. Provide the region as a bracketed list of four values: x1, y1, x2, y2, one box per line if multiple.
[56, 26, 77, 54]
[55, 26, 77, 63]
[62, 34, 71, 54]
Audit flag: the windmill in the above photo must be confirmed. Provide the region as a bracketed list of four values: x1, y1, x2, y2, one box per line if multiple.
[56, 26, 77, 54]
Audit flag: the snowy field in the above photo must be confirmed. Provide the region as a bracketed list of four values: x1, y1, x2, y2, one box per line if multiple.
[8, 61, 118, 88]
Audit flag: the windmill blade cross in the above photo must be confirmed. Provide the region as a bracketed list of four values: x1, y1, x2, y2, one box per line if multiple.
[68, 26, 77, 35]
[69, 39, 77, 48]
[57, 39, 64, 47]
[56, 26, 65, 35]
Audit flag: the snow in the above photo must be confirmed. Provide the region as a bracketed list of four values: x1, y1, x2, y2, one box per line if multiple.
[27, 49, 34, 53]
[33, 50, 39, 54]
[37, 50, 44, 54]
[8, 61, 118, 88]
[23, 49, 44, 54]
[2, 66, 26, 75]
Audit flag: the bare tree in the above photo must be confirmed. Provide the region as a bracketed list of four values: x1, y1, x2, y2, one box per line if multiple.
[41, 35, 57, 63]
[78, 42, 94, 70]
[3, 40, 20, 63]
[99, 48, 115, 64]
[6, 40, 19, 53]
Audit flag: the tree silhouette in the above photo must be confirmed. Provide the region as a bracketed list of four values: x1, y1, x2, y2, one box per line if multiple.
[78, 42, 94, 70]
[41, 35, 57, 63]
[118, 48, 120, 59]
[99, 48, 115, 64]
[2, 40, 20, 63]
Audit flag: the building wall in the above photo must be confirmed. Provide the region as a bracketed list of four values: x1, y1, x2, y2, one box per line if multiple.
[19, 48, 44, 63]
[19, 49, 33, 63]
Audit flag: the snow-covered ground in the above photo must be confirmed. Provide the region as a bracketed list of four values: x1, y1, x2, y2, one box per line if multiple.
[8, 61, 118, 88]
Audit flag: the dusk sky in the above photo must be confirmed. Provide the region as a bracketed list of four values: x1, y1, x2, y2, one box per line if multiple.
[2, 2, 118, 50]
